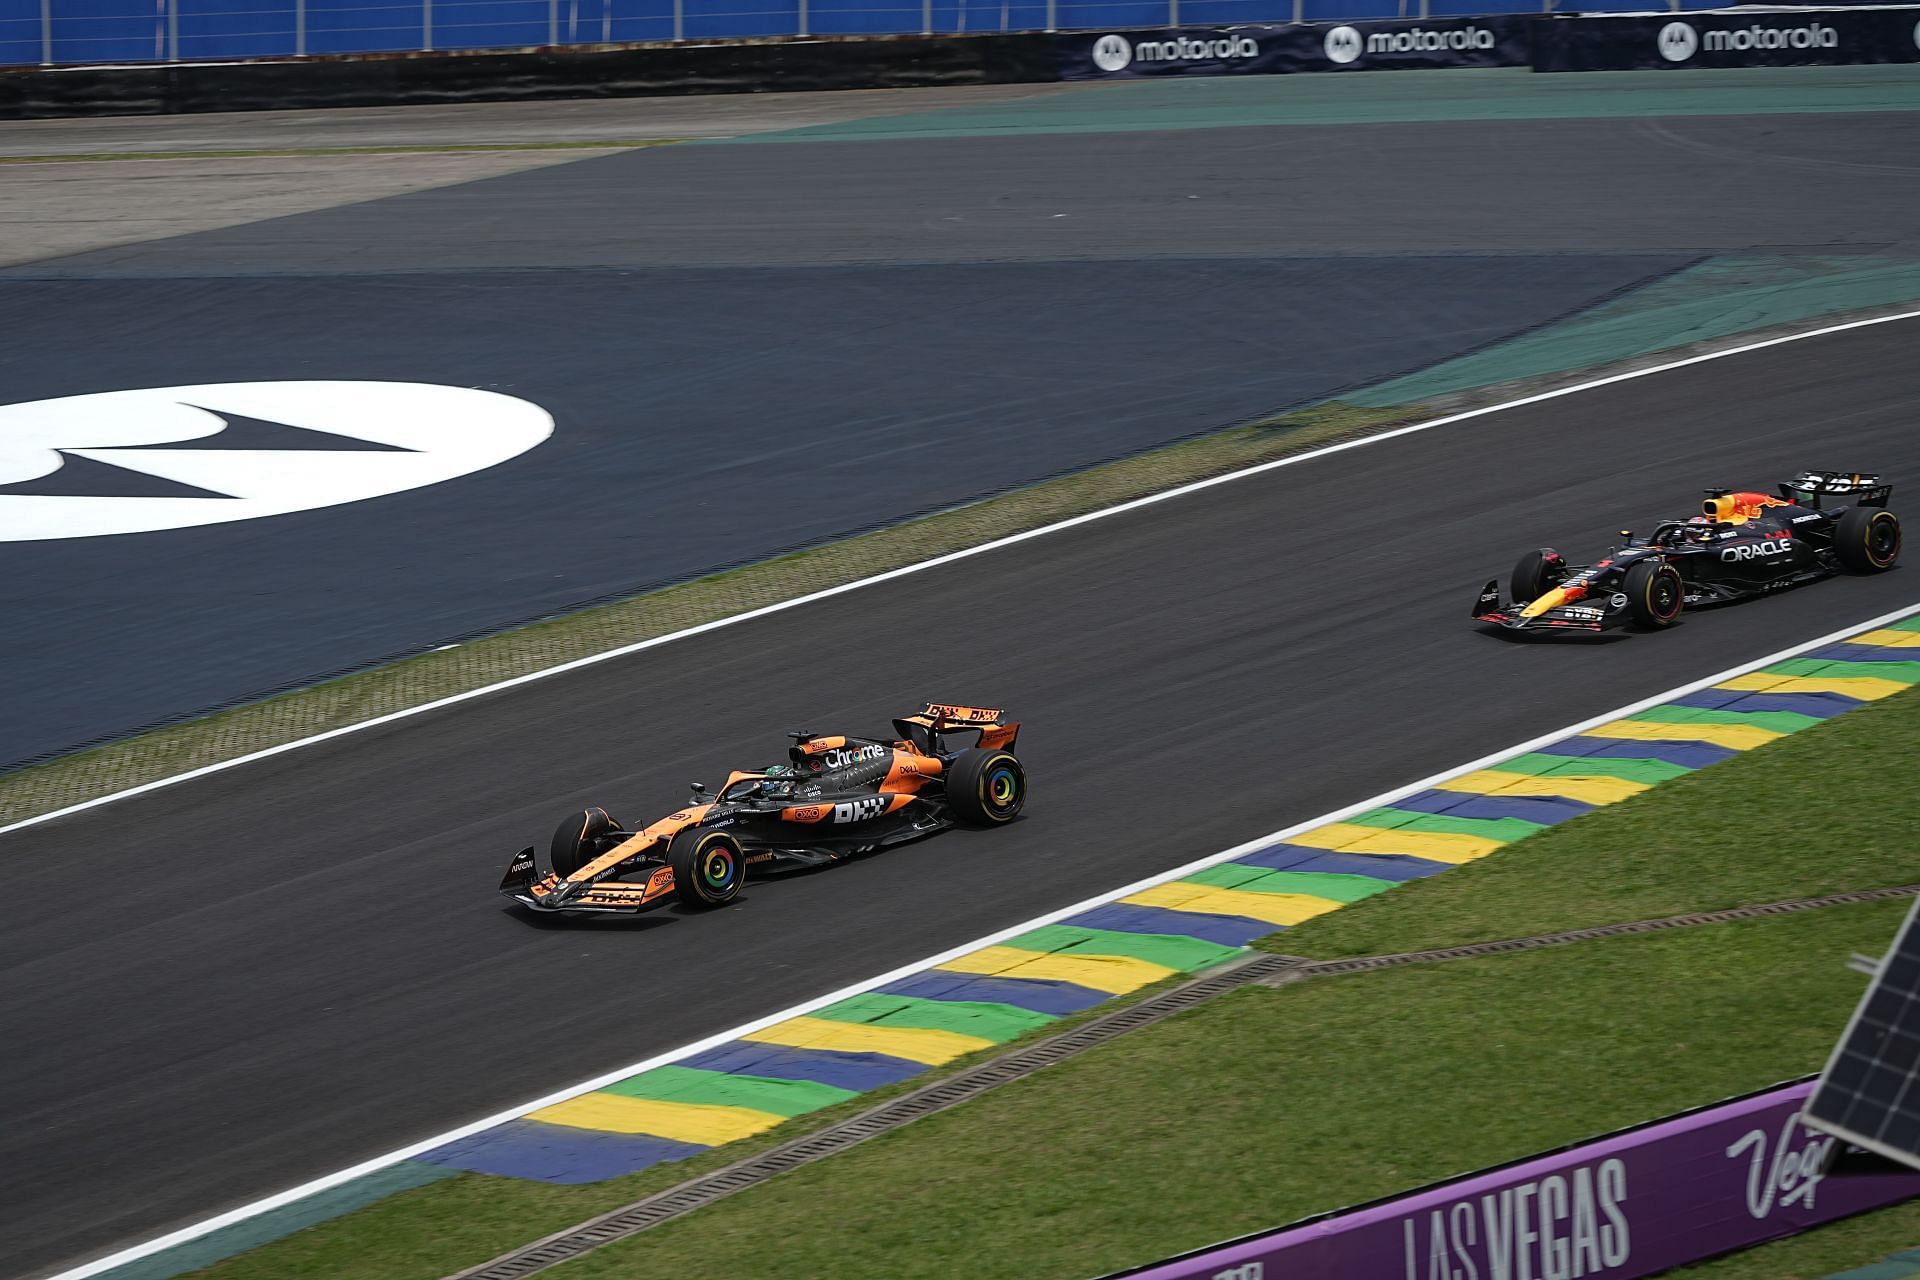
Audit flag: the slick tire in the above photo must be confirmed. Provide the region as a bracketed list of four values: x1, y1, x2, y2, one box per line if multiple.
[1623, 560, 1684, 630]
[946, 748, 1027, 827]
[669, 829, 746, 909]
[551, 806, 619, 878]
[1835, 505, 1902, 573]
[1510, 548, 1562, 607]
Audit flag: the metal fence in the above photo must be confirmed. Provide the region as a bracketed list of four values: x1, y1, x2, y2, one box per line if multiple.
[0, 0, 1717, 67]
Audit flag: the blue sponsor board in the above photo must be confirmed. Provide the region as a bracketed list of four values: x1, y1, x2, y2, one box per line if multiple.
[1534, 6, 1920, 71]
[1056, 14, 1529, 78]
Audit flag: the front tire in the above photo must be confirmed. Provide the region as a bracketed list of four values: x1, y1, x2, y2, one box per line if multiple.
[551, 806, 619, 877]
[1835, 506, 1901, 573]
[946, 748, 1026, 827]
[669, 828, 745, 909]
[1510, 548, 1563, 606]
[1623, 560, 1684, 630]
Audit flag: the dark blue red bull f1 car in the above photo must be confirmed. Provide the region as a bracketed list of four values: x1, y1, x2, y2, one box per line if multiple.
[1474, 470, 1901, 635]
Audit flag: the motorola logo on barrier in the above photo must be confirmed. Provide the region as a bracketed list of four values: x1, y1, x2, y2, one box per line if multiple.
[1658, 21, 1699, 60]
[1326, 22, 1496, 63]
[1097, 31, 1260, 68]
[0, 381, 553, 542]
[1091, 33, 1133, 70]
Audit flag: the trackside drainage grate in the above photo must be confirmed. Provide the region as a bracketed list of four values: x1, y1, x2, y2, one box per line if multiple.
[443, 884, 1920, 1280]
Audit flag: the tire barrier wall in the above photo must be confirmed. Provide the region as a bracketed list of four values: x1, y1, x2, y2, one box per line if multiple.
[1533, 4, 1920, 70]
[0, 31, 1056, 117]
[1055, 14, 1529, 78]
[1105, 1078, 1920, 1280]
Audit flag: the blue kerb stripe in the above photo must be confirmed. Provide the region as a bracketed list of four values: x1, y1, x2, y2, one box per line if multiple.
[417, 1120, 706, 1183]
[878, 970, 1109, 1016]
[1068, 901, 1281, 948]
[1232, 845, 1453, 881]
[1670, 688, 1863, 717]
[1392, 790, 1594, 825]
[1544, 736, 1738, 768]
[1808, 642, 1920, 665]
[677, 1042, 929, 1092]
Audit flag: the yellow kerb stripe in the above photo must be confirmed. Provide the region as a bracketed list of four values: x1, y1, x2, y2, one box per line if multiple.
[1851, 629, 1920, 650]
[1123, 882, 1344, 926]
[1583, 718, 1782, 750]
[1436, 770, 1649, 806]
[1284, 822, 1502, 865]
[742, 1015, 994, 1065]
[936, 945, 1175, 994]
[530, 1094, 785, 1144]
[1716, 673, 1910, 701]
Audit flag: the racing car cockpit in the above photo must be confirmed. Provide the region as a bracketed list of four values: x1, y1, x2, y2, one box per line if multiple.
[1647, 517, 1722, 548]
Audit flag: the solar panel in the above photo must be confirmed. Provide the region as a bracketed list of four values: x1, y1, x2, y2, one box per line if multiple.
[1804, 896, 1920, 1171]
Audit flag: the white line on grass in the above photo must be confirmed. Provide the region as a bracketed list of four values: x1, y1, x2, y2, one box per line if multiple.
[6, 306, 1919, 841]
[53, 598, 1920, 1280]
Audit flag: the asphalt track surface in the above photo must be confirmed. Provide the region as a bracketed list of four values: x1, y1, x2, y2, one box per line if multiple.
[7, 102, 1920, 766]
[5, 315, 1918, 1278]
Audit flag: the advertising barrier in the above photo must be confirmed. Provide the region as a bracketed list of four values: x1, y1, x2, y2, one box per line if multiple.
[0, 31, 1057, 118]
[1534, 4, 1920, 70]
[1056, 15, 1528, 79]
[1105, 1079, 1920, 1280]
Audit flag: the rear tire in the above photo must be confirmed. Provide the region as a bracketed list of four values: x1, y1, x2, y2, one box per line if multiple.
[551, 806, 618, 878]
[1835, 506, 1901, 573]
[946, 748, 1026, 827]
[669, 828, 745, 909]
[1510, 548, 1563, 606]
[1623, 560, 1684, 630]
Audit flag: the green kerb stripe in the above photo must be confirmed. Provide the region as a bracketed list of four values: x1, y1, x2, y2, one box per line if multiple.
[1348, 808, 1547, 841]
[813, 993, 1055, 1042]
[1890, 616, 1920, 633]
[1771, 658, 1920, 683]
[602, 1065, 856, 1117]
[1497, 753, 1695, 784]
[1619, 705, 1825, 733]
[1185, 865, 1399, 902]
[1009, 925, 1243, 972]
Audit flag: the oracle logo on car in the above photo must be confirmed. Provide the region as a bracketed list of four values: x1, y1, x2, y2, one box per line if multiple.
[1722, 538, 1792, 561]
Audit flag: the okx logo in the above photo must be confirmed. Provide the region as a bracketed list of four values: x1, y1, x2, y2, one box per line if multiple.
[0, 381, 552, 542]
[1658, 20, 1699, 60]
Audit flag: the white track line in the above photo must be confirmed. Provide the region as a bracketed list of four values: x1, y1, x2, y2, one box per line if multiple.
[6, 306, 1920, 842]
[56, 596, 1920, 1280]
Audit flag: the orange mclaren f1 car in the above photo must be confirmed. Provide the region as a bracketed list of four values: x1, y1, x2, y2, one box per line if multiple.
[498, 703, 1026, 915]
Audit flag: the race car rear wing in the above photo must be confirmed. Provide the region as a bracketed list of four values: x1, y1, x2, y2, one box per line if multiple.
[1778, 471, 1891, 509]
[894, 702, 1020, 753]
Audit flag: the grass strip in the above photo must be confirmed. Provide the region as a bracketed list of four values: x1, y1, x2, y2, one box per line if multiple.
[1264, 683, 1920, 961]
[0, 400, 1422, 831]
[531, 905, 1907, 1280]
[0, 141, 676, 164]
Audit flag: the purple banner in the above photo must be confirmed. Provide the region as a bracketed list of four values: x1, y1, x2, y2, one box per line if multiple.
[1111, 1080, 1920, 1280]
